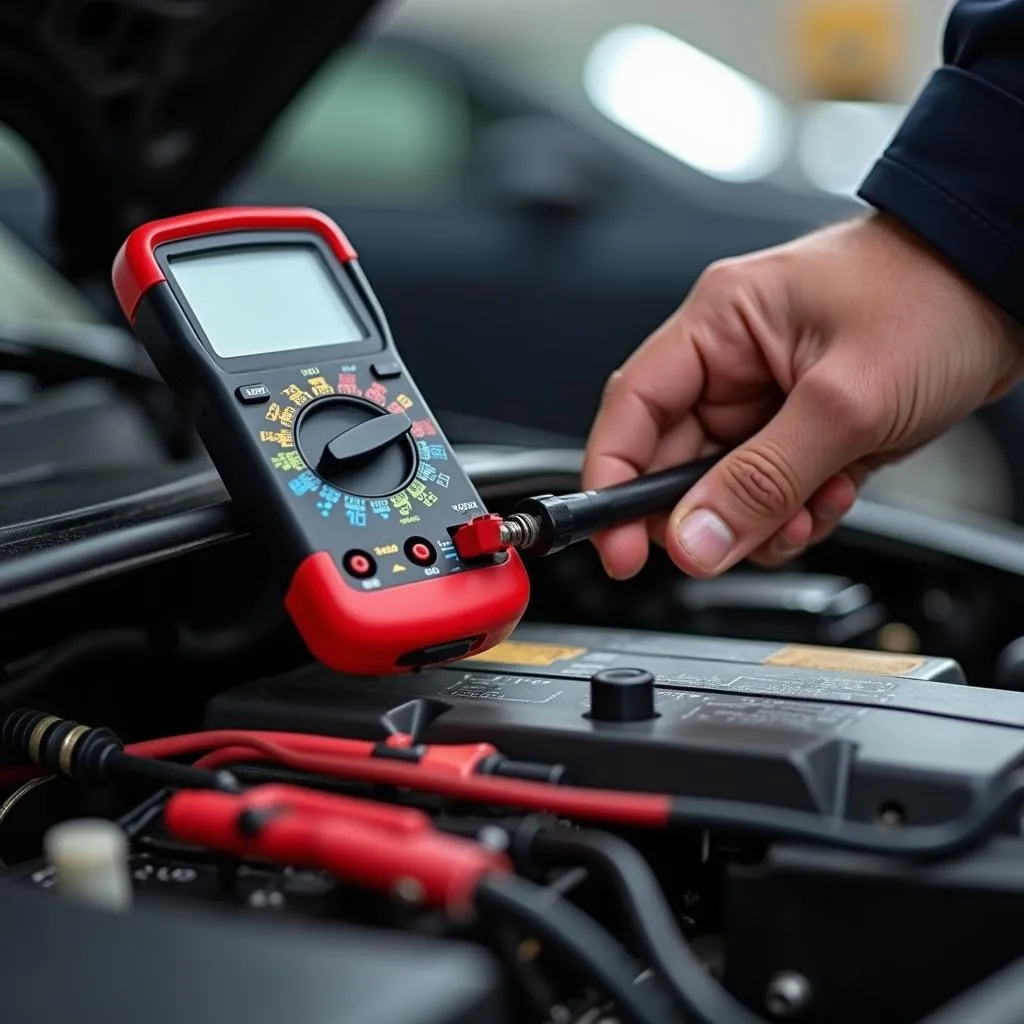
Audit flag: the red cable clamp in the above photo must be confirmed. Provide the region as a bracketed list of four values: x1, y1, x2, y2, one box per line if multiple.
[381, 734, 499, 777]
[165, 783, 511, 910]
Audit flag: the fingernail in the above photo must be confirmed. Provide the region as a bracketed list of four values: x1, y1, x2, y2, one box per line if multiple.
[676, 509, 734, 570]
[774, 535, 802, 556]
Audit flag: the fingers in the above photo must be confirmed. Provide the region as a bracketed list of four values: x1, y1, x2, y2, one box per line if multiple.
[805, 469, 862, 545]
[582, 322, 707, 494]
[585, 372, 709, 579]
[747, 472, 857, 567]
[663, 373, 878, 578]
[593, 521, 650, 580]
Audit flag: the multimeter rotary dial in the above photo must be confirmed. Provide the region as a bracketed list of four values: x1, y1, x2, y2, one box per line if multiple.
[295, 395, 417, 497]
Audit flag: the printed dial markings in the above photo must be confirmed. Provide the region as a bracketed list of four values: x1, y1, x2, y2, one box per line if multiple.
[259, 366, 449, 525]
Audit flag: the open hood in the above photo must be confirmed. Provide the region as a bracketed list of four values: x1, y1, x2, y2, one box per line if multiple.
[0, 0, 385, 281]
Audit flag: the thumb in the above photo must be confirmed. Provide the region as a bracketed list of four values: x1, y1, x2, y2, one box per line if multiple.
[666, 377, 875, 577]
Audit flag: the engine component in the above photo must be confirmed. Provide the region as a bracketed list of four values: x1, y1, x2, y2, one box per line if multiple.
[189, 621, 1024, 1020]
[0, 881, 505, 1024]
[43, 818, 132, 911]
[10, 790, 679, 1024]
[8, 621, 1024, 1023]
[726, 838, 1024, 1022]
[206, 622, 991, 830]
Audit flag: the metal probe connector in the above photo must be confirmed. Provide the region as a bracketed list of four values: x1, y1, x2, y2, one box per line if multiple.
[498, 513, 541, 551]
[1, 709, 241, 793]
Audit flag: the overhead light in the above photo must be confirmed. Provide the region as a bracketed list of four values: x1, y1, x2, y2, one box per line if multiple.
[583, 23, 790, 182]
[798, 101, 905, 195]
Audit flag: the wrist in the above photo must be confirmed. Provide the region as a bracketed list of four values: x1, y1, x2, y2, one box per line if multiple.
[863, 211, 1024, 374]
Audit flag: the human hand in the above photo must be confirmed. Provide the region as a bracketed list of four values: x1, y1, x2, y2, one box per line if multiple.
[583, 214, 1024, 580]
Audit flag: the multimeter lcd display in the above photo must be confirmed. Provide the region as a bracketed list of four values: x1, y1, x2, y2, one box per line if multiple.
[168, 246, 367, 359]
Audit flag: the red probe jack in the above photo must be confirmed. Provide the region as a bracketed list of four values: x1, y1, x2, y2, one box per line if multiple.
[165, 783, 512, 911]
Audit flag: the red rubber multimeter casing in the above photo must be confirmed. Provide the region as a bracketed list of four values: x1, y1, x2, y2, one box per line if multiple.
[112, 207, 529, 674]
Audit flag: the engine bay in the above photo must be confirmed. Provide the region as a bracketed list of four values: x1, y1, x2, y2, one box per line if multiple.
[4, 470, 1024, 1024]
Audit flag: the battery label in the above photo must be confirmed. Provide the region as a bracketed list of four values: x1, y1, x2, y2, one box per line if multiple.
[464, 640, 588, 667]
[763, 644, 924, 677]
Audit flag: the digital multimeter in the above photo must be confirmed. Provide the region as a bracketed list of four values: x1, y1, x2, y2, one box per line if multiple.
[112, 207, 530, 675]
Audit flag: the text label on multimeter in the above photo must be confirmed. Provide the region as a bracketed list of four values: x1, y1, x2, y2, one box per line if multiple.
[112, 207, 529, 675]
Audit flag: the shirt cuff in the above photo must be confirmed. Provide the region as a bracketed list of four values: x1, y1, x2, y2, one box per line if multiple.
[858, 66, 1024, 324]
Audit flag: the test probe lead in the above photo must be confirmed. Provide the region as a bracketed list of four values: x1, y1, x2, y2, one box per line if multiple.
[452, 452, 726, 560]
[165, 784, 679, 1024]
[1, 709, 240, 794]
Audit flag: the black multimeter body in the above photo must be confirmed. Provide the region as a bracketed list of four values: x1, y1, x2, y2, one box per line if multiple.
[113, 207, 529, 674]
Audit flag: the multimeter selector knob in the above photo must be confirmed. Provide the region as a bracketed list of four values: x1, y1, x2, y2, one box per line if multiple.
[295, 396, 417, 498]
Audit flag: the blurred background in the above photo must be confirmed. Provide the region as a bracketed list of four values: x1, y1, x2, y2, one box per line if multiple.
[381, 0, 945, 192]
[5, 0, 1021, 526]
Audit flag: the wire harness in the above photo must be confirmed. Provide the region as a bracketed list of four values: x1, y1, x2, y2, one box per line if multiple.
[6, 707, 1024, 1024]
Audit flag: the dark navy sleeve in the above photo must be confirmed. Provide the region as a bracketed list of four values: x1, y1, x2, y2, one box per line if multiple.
[858, 0, 1024, 323]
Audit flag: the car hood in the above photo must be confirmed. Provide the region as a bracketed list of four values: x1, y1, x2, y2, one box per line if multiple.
[0, 0, 385, 281]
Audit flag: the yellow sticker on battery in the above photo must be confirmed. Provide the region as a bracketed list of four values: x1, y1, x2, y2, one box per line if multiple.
[763, 644, 924, 676]
[465, 641, 588, 667]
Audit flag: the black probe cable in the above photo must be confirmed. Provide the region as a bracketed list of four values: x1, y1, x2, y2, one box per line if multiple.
[659, 770, 1024, 863]
[503, 453, 725, 557]
[474, 873, 682, 1024]
[455, 453, 726, 559]
[530, 824, 765, 1024]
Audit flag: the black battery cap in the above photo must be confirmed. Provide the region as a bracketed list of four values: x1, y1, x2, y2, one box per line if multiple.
[588, 667, 658, 723]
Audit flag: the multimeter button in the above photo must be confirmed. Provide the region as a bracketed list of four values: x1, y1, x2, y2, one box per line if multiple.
[405, 538, 436, 566]
[343, 551, 376, 579]
[235, 383, 271, 404]
[370, 361, 401, 380]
